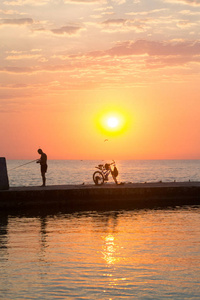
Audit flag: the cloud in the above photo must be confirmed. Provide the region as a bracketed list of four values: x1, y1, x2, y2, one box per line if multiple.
[102, 18, 127, 26]
[1, 39, 200, 92]
[176, 20, 196, 28]
[180, 9, 200, 15]
[0, 9, 24, 15]
[104, 39, 200, 57]
[101, 18, 149, 32]
[34, 25, 84, 36]
[0, 66, 34, 73]
[79, 39, 200, 72]
[51, 25, 84, 35]
[6, 54, 42, 60]
[111, 0, 126, 4]
[126, 8, 168, 16]
[182, 0, 200, 5]
[63, 0, 106, 3]
[3, 0, 50, 6]
[94, 6, 113, 11]
[0, 18, 33, 26]
[165, 0, 200, 6]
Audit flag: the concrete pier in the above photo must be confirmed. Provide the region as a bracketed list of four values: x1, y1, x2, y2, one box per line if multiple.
[0, 182, 200, 212]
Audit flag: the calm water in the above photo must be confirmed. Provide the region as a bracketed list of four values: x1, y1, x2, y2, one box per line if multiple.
[7, 159, 200, 187]
[0, 207, 200, 299]
[2, 160, 200, 299]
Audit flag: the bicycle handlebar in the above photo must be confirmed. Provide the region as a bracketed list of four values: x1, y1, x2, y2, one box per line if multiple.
[95, 161, 116, 169]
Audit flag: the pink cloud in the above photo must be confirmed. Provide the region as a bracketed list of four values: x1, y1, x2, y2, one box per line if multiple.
[1, 39, 200, 78]
[105, 40, 200, 57]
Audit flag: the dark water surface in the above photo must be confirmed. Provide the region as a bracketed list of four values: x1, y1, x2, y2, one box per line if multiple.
[0, 206, 200, 299]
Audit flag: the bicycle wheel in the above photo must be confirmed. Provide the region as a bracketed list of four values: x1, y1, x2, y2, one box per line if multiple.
[93, 171, 104, 185]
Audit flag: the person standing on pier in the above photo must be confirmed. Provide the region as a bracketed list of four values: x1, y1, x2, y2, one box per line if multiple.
[37, 149, 47, 187]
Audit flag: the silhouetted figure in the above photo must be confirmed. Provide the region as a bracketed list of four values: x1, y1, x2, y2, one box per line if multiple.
[37, 149, 47, 187]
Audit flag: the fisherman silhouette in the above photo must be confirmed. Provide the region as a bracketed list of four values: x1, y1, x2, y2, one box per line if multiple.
[37, 149, 47, 187]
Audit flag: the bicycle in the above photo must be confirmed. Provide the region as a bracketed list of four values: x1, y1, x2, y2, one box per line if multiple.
[93, 160, 118, 185]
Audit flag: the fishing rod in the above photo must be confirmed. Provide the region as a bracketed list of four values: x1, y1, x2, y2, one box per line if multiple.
[8, 159, 38, 171]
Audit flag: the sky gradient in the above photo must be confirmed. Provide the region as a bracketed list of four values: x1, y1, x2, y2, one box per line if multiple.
[1, 0, 200, 160]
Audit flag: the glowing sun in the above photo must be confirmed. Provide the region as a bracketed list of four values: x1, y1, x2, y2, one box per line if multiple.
[107, 116, 119, 128]
[95, 107, 130, 137]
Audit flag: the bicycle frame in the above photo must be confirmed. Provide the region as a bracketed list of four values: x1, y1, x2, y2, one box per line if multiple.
[93, 161, 117, 185]
[95, 165, 110, 179]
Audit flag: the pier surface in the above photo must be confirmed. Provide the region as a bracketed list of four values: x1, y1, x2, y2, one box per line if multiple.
[0, 182, 200, 212]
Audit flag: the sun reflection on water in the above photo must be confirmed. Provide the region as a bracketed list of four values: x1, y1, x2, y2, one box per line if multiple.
[102, 234, 120, 265]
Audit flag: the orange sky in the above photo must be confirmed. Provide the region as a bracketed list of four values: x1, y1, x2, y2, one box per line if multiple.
[1, 0, 200, 160]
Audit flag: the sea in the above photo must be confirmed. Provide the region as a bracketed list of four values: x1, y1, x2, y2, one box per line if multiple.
[1, 160, 200, 299]
[6, 159, 200, 187]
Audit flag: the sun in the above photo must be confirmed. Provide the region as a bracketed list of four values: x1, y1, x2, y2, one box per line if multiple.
[103, 113, 122, 133]
[107, 116, 119, 128]
[95, 108, 129, 136]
